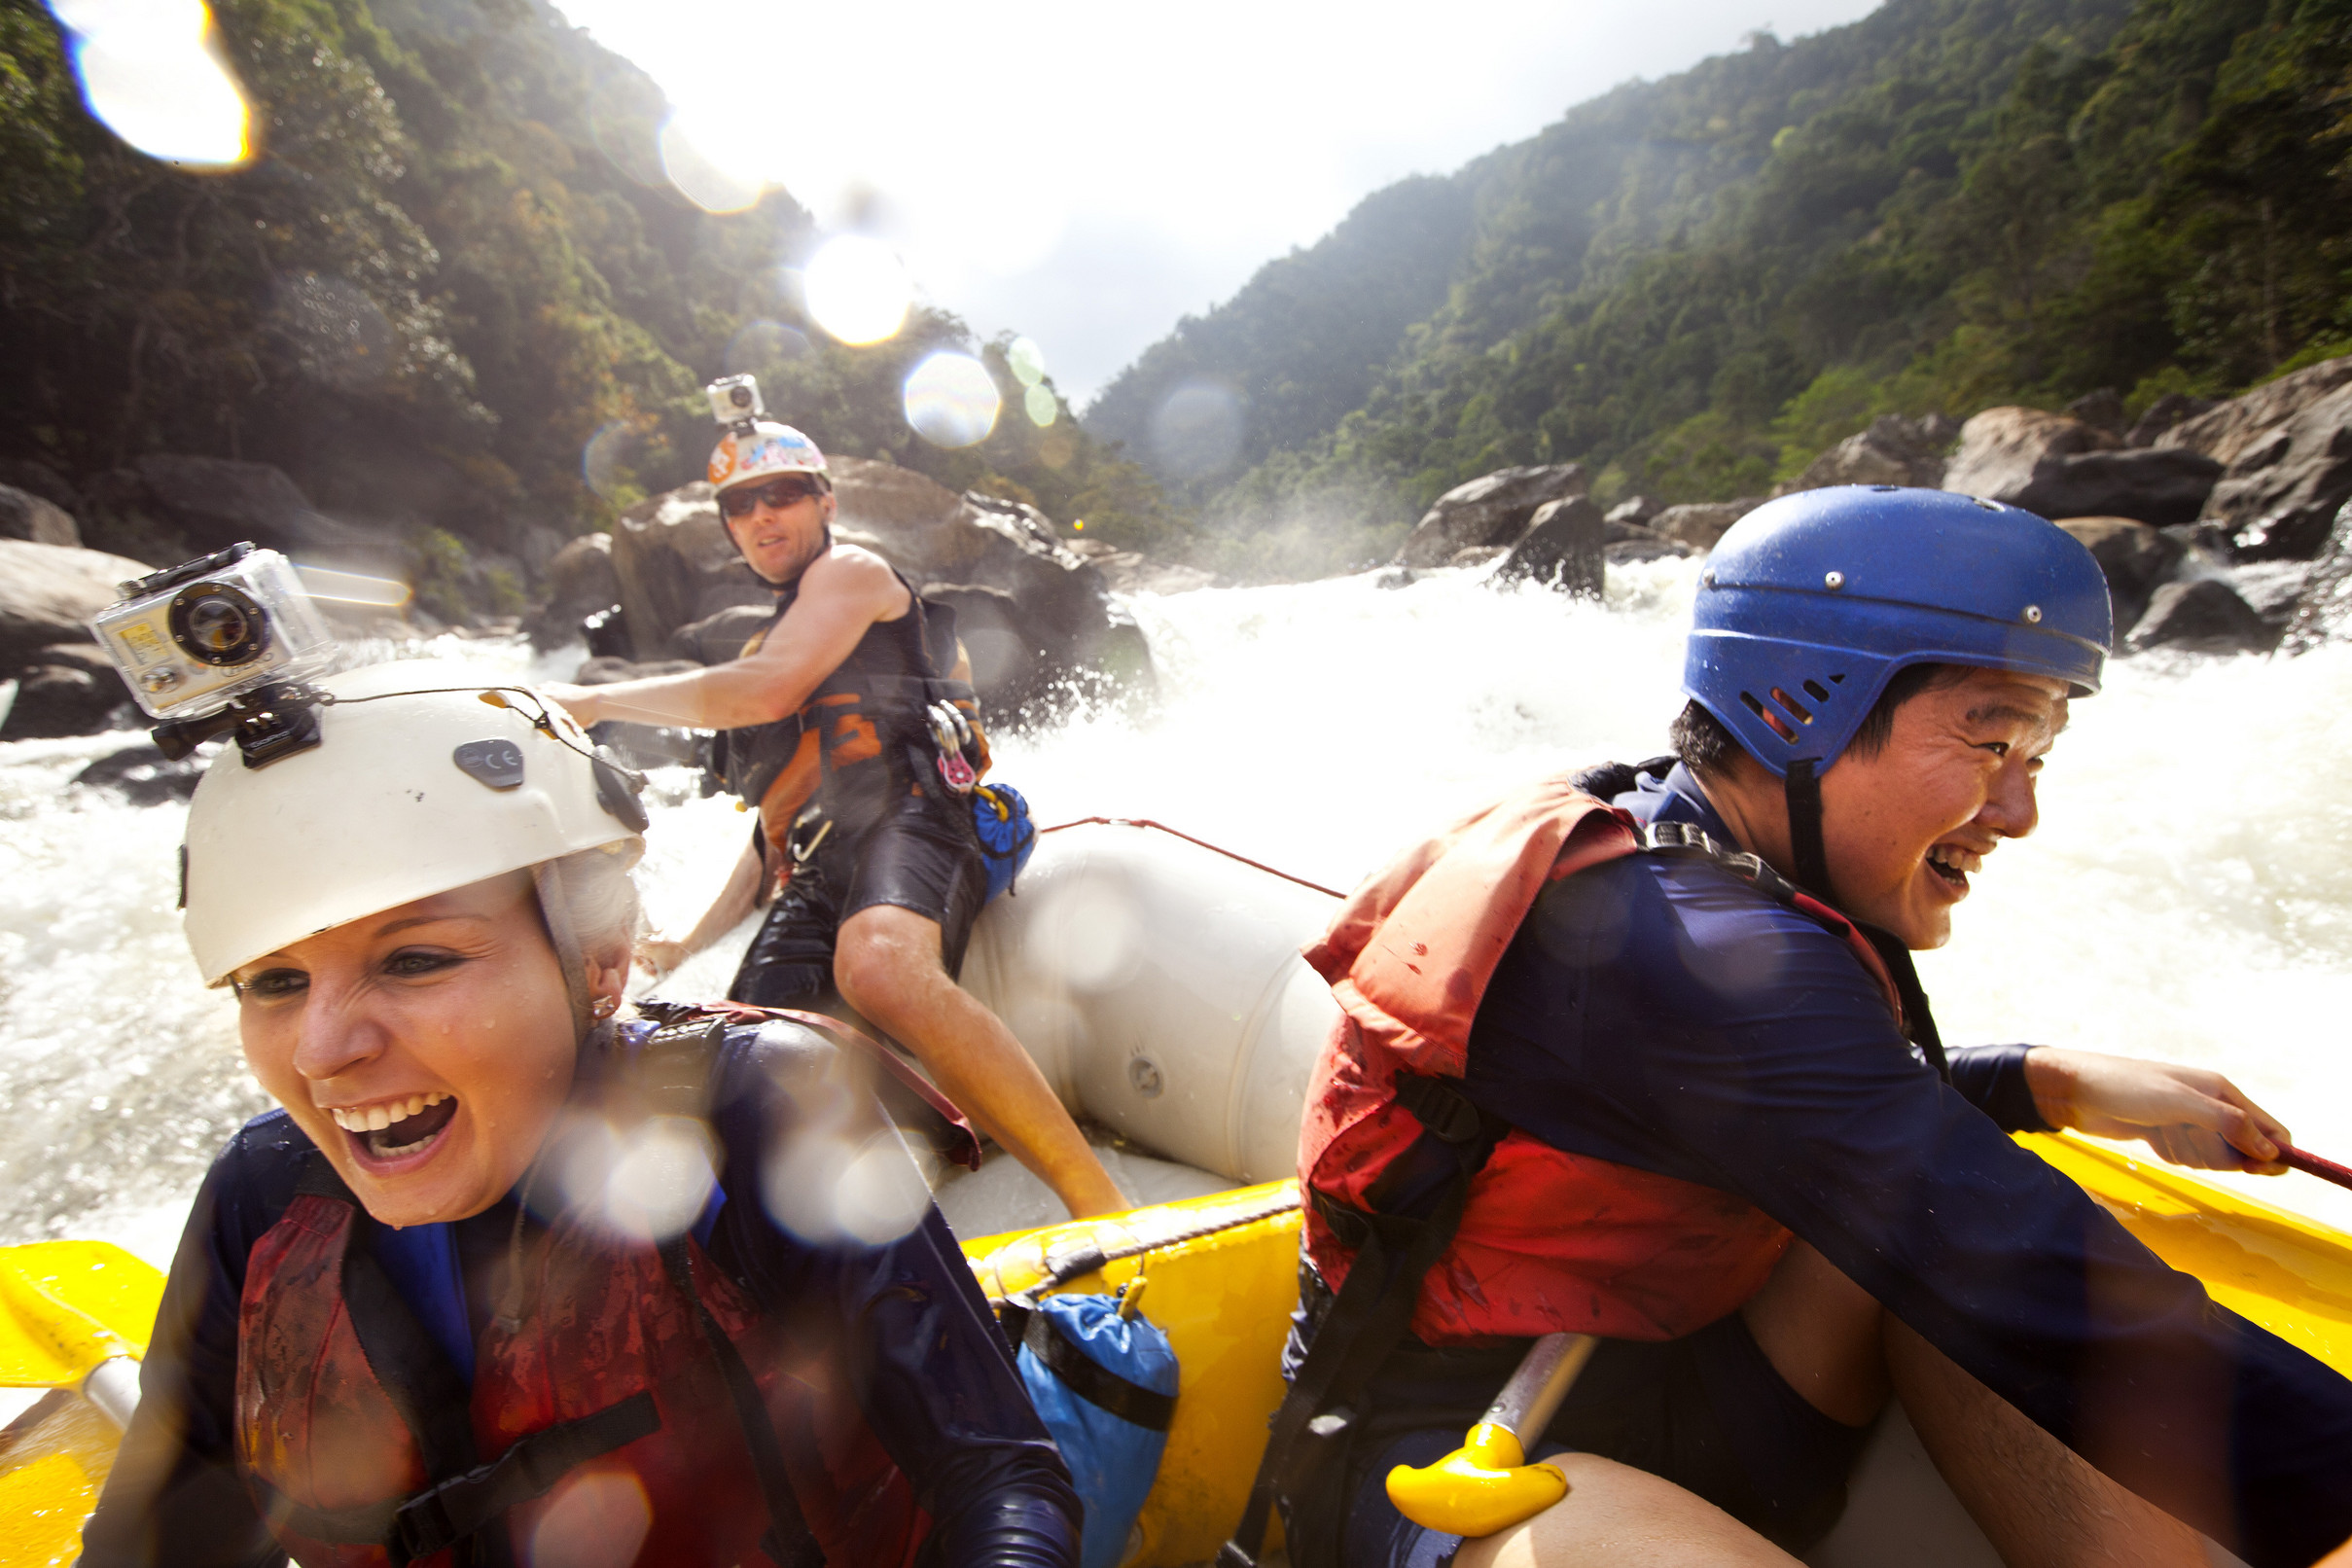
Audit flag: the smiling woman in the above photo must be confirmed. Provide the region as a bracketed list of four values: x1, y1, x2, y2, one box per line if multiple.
[80, 661, 1082, 1568]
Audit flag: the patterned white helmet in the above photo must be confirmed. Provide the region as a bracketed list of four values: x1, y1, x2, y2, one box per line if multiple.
[708, 419, 828, 495]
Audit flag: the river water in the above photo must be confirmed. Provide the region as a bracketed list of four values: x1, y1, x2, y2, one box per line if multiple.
[7, 555, 2351, 1275]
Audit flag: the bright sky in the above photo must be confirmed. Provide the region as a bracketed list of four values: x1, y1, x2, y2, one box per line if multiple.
[569, 1, 1881, 406]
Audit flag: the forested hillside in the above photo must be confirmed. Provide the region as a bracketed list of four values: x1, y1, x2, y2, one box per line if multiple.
[1089, 0, 2352, 577]
[0, 0, 1173, 602]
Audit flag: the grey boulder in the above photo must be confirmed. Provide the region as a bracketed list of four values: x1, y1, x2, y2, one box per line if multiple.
[0, 643, 131, 740]
[0, 539, 153, 669]
[1655, 498, 1764, 552]
[1778, 414, 1954, 494]
[2200, 382, 2352, 560]
[525, 532, 622, 649]
[2053, 517, 2186, 637]
[2159, 355, 2352, 466]
[1496, 497, 1605, 594]
[1396, 464, 1587, 568]
[2127, 579, 2276, 656]
[0, 483, 79, 548]
[1943, 408, 2219, 524]
[132, 454, 386, 564]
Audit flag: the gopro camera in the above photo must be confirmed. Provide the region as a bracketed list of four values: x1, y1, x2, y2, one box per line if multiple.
[91, 544, 333, 723]
[705, 374, 765, 430]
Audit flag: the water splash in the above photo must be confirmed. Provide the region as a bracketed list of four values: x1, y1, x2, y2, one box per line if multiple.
[6, 563, 2350, 1263]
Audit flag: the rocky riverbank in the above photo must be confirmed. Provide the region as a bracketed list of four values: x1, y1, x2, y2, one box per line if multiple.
[1387, 356, 2352, 658]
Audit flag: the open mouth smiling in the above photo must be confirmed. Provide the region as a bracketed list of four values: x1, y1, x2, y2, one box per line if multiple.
[326, 1091, 458, 1163]
[1926, 842, 1982, 893]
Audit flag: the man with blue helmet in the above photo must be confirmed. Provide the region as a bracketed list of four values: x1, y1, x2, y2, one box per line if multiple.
[1241, 487, 2352, 1568]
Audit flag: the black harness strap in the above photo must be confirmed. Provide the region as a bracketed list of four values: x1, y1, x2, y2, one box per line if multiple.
[267, 1394, 659, 1562]
[1021, 1312, 1177, 1432]
[1783, 757, 1834, 903]
[657, 1237, 825, 1568]
[1219, 1076, 1503, 1568]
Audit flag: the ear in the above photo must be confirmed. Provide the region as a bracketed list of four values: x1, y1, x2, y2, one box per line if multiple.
[817, 489, 837, 527]
[583, 941, 630, 1015]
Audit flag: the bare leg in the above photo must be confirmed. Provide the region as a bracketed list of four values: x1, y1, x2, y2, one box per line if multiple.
[835, 903, 1128, 1219]
[1453, 1454, 1802, 1568]
[1887, 1316, 2210, 1568]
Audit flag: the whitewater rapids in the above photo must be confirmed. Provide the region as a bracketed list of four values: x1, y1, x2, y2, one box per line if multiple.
[6, 554, 2351, 1270]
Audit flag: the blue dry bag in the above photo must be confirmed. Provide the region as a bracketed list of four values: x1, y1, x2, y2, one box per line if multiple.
[1015, 1293, 1179, 1568]
[971, 782, 1037, 903]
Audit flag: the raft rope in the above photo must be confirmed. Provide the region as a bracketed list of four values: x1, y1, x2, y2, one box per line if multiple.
[1036, 816, 1347, 901]
[981, 1183, 1302, 1316]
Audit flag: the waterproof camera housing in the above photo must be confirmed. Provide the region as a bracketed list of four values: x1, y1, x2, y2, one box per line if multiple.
[705, 374, 765, 429]
[91, 544, 334, 722]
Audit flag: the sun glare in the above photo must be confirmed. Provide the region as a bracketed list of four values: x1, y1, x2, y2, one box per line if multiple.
[51, 0, 252, 169]
[904, 351, 1001, 448]
[658, 110, 764, 213]
[803, 235, 911, 345]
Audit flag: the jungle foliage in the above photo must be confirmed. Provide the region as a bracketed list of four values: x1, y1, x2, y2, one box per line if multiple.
[0, 0, 1175, 572]
[1088, 0, 2352, 577]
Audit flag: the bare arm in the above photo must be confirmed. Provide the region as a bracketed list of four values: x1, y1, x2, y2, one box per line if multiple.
[546, 550, 909, 730]
[639, 837, 766, 981]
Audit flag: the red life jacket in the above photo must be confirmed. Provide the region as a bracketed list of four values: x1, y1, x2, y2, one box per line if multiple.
[235, 1161, 927, 1568]
[1296, 771, 1904, 1347]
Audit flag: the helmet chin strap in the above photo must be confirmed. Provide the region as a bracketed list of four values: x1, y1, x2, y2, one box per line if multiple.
[1783, 758, 1835, 905]
[532, 858, 594, 1041]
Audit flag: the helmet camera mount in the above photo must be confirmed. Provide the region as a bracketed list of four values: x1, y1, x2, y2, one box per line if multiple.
[95, 542, 334, 768]
[705, 374, 765, 438]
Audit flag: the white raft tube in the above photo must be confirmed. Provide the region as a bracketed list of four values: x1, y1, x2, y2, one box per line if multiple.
[959, 821, 1343, 1187]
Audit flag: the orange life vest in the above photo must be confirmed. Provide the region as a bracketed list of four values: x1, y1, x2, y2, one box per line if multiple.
[1297, 772, 1904, 1346]
[712, 572, 987, 873]
[235, 1160, 926, 1568]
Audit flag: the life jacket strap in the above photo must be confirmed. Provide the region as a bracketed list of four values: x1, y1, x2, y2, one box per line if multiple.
[255, 1392, 659, 1563]
[1219, 1074, 1505, 1568]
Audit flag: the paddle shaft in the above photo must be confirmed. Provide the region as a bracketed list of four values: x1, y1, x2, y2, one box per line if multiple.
[2283, 1143, 2352, 1194]
[1484, 1332, 1600, 1443]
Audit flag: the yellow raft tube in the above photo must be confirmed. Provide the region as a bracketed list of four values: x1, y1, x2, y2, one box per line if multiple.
[5, 1131, 2352, 1567]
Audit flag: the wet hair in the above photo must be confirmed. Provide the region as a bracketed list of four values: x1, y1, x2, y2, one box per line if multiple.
[1671, 662, 1968, 777]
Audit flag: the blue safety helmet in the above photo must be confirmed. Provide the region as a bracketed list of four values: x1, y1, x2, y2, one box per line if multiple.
[1685, 486, 2111, 779]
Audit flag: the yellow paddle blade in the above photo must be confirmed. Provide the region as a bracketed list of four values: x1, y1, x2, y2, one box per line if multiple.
[0, 1393, 124, 1566]
[0, 1243, 164, 1388]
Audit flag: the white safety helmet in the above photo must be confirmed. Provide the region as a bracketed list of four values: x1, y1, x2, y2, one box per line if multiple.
[181, 661, 646, 988]
[707, 419, 829, 495]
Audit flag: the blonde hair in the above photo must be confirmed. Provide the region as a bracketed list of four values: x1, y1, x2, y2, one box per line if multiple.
[549, 842, 642, 959]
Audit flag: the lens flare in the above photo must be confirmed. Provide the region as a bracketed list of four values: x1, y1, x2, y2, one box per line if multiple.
[1152, 380, 1247, 481]
[1024, 383, 1058, 428]
[581, 419, 647, 501]
[292, 565, 410, 608]
[657, 111, 764, 214]
[802, 235, 910, 345]
[903, 351, 1001, 448]
[1007, 337, 1047, 387]
[558, 1114, 718, 1242]
[723, 317, 811, 374]
[51, 0, 252, 169]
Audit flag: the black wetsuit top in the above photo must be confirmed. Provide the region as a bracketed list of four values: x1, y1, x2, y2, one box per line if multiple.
[1371, 763, 2352, 1566]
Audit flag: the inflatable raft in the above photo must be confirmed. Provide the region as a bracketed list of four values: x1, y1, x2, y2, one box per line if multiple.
[7, 821, 2352, 1566]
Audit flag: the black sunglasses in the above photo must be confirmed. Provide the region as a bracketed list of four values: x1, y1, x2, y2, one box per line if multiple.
[720, 476, 825, 517]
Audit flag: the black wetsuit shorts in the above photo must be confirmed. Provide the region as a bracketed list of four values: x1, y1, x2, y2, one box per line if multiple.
[1333, 1312, 1871, 1566]
[729, 790, 988, 1008]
